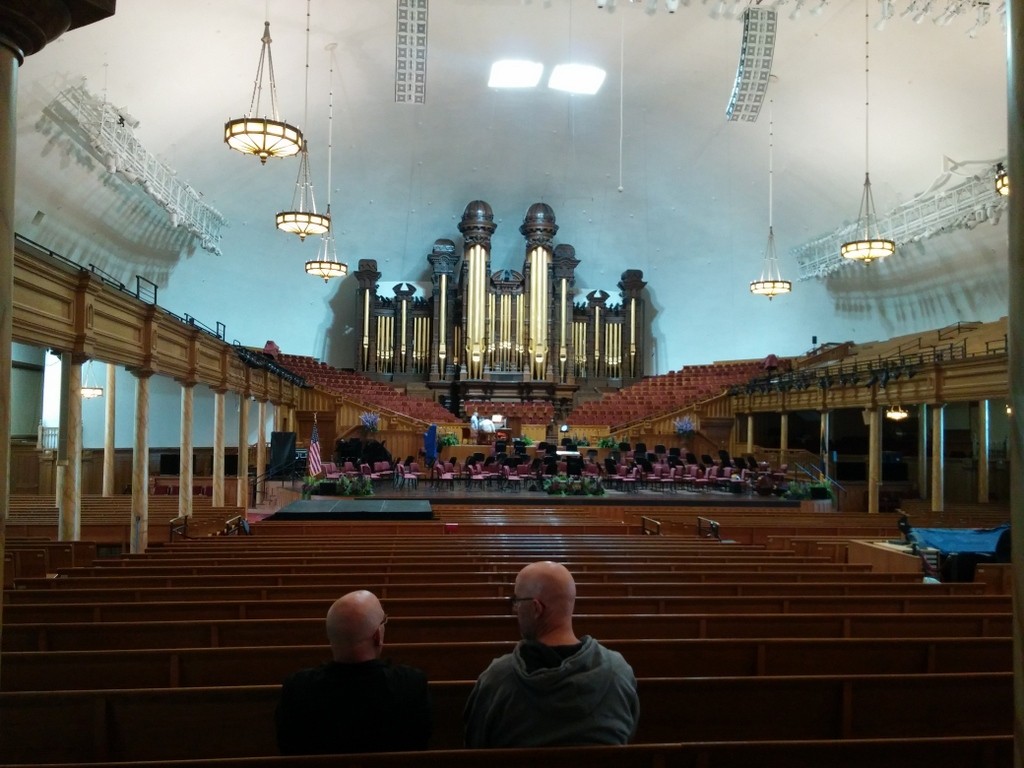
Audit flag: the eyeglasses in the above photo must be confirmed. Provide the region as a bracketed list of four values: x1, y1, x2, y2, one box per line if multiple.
[379, 614, 389, 627]
[508, 595, 535, 611]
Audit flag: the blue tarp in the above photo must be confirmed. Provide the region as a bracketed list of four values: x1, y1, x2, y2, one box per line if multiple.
[911, 524, 1011, 556]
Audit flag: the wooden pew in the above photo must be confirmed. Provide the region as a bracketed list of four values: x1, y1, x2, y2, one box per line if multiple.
[3, 612, 1012, 653]
[3, 579, 986, 605]
[1, 593, 1009, 625]
[2, 737, 1012, 768]
[1, 636, 1011, 692]
[10, 568, 932, 592]
[0, 673, 1011, 761]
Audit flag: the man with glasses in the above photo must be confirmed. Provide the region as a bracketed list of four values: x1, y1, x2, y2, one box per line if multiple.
[464, 561, 639, 747]
[276, 590, 432, 754]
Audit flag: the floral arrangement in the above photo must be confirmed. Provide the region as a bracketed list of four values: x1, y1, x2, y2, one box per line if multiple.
[439, 431, 460, 447]
[673, 415, 696, 437]
[597, 436, 618, 448]
[302, 474, 374, 499]
[359, 412, 381, 433]
[543, 473, 605, 497]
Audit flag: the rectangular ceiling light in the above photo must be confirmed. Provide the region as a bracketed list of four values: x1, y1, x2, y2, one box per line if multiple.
[489, 60, 544, 88]
[548, 63, 606, 95]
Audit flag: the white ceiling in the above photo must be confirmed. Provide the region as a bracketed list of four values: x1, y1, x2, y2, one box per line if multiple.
[12, 0, 1011, 370]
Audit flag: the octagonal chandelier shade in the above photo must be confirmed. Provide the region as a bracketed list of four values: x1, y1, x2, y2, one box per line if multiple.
[224, 20, 303, 164]
[840, 0, 895, 264]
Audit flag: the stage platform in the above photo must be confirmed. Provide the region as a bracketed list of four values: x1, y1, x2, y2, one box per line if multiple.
[267, 499, 433, 521]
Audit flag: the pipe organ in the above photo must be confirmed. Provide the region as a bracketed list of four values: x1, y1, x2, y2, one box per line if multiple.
[353, 201, 647, 405]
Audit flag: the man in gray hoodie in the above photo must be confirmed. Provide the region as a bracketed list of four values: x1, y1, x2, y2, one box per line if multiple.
[463, 561, 639, 747]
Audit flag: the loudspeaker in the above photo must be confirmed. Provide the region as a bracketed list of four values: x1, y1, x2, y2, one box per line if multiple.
[270, 432, 297, 478]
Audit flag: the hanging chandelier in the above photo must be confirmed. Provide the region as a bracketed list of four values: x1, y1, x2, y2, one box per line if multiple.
[81, 360, 104, 399]
[995, 162, 1009, 196]
[840, 1, 895, 264]
[885, 405, 908, 421]
[305, 43, 348, 282]
[276, 143, 330, 239]
[224, 20, 303, 164]
[750, 104, 791, 300]
[277, 1, 329, 239]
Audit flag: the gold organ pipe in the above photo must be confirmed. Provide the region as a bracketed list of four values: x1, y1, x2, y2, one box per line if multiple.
[516, 294, 524, 370]
[491, 292, 499, 368]
[362, 290, 370, 370]
[594, 306, 601, 375]
[630, 298, 637, 378]
[439, 273, 447, 371]
[400, 300, 407, 373]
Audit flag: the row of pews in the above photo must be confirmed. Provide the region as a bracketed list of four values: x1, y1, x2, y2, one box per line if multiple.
[0, 518, 1013, 767]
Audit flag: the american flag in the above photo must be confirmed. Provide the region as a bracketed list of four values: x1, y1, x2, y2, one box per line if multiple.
[307, 419, 323, 477]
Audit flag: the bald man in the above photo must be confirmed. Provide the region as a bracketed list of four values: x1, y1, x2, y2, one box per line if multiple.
[464, 561, 639, 747]
[275, 590, 431, 755]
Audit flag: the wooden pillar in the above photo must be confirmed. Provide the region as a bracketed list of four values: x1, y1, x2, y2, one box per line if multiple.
[212, 389, 225, 506]
[256, 400, 268, 504]
[746, 414, 754, 454]
[819, 409, 831, 477]
[59, 355, 82, 541]
[866, 406, 881, 515]
[977, 399, 990, 504]
[102, 362, 116, 496]
[930, 404, 945, 514]
[779, 412, 789, 466]
[237, 396, 250, 510]
[179, 383, 195, 518]
[917, 403, 928, 500]
[131, 372, 151, 554]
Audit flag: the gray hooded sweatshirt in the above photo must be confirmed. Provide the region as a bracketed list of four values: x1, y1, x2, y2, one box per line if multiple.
[463, 635, 639, 748]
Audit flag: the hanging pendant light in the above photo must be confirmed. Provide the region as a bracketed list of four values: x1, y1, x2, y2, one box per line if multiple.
[81, 360, 104, 399]
[306, 43, 348, 282]
[277, 1, 329, 239]
[840, 0, 895, 264]
[750, 104, 791, 300]
[885, 405, 908, 421]
[995, 162, 1009, 196]
[224, 20, 303, 164]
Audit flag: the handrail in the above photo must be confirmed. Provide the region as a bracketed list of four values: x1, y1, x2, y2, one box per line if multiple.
[640, 516, 661, 536]
[697, 516, 720, 540]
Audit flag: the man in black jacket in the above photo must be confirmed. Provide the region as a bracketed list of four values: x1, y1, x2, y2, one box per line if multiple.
[276, 590, 432, 754]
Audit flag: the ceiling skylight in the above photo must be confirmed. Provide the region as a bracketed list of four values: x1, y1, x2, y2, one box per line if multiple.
[488, 60, 544, 88]
[548, 64, 606, 95]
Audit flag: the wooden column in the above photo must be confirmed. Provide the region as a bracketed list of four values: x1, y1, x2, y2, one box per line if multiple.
[746, 414, 754, 454]
[779, 412, 789, 466]
[179, 383, 195, 518]
[212, 389, 225, 506]
[917, 403, 928, 500]
[131, 372, 151, 554]
[59, 355, 82, 541]
[256, 399, 268, 504]
[237, 396, 250, 510]
[102, 362, 116, 496]
[866, 406, 881, 515]
[977, 399, 990, 504]
[930, 404, 945, 514]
